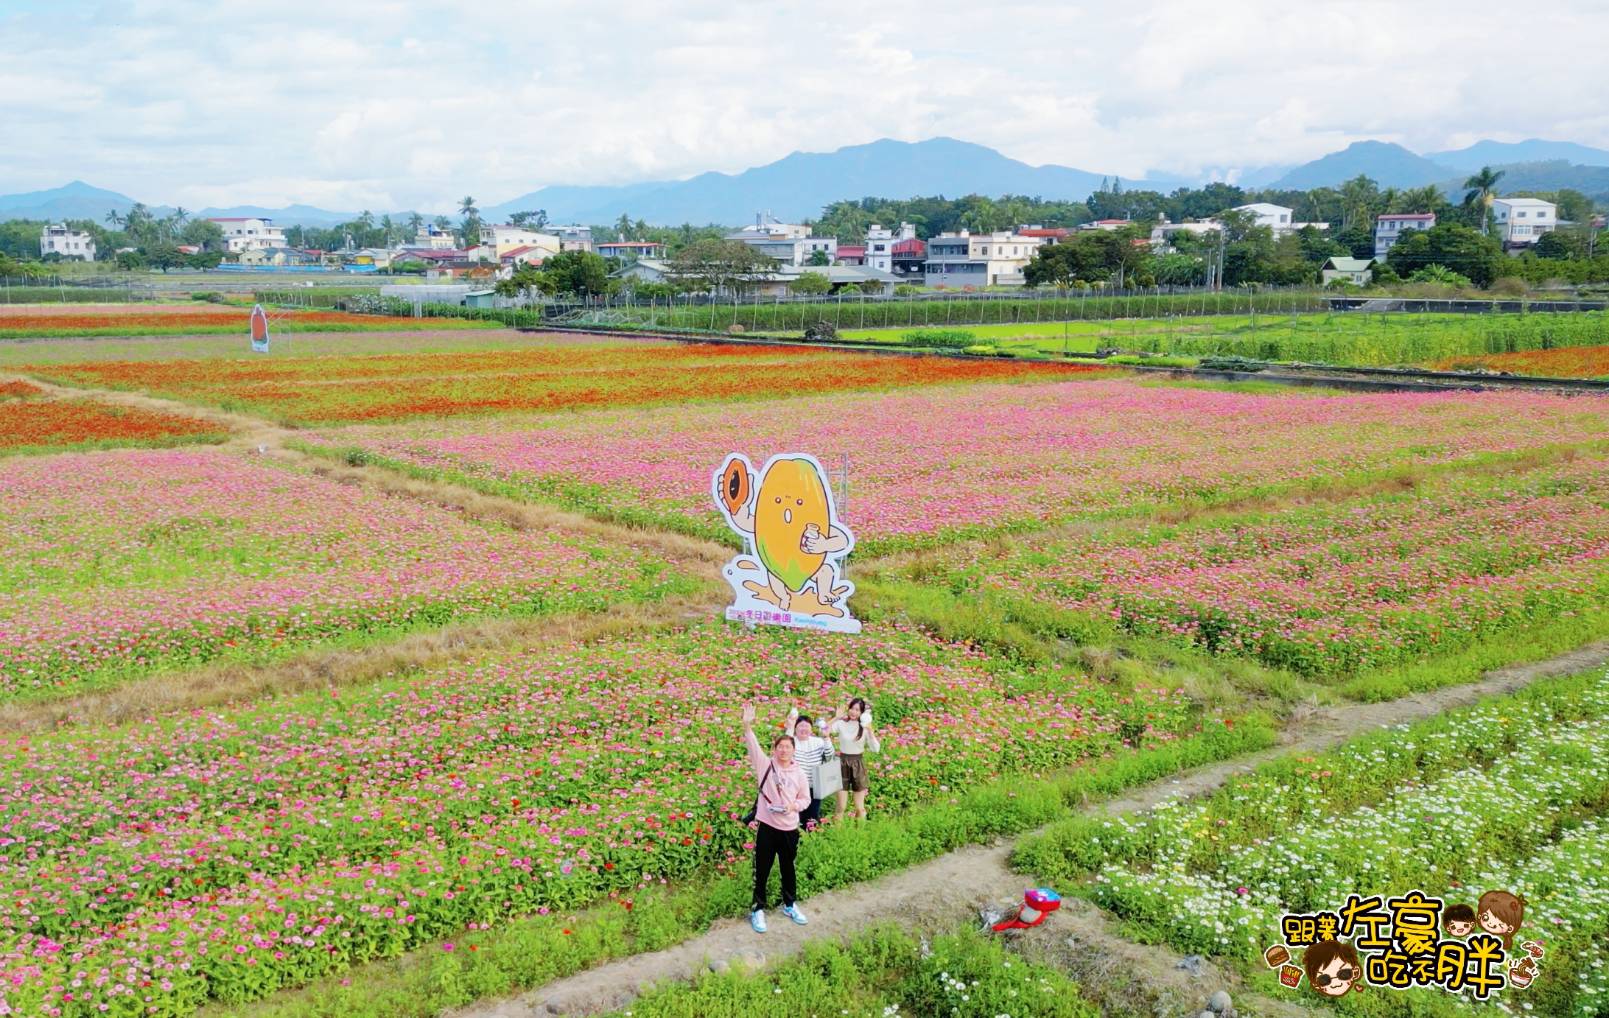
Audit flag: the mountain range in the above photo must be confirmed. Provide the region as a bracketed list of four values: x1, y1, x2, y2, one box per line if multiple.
[5, 136, 1608, 229]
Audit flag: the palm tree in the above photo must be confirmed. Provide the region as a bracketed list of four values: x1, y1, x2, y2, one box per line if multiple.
[171, 206, 189, 225]
[1395, 185, 1443, 215]
[615, 213, 633, 240]
[459, 196, 478, 218]
[407, 212, 424, 237]
[104, 209, 123, 228]
[1463, 167, 1505, 235]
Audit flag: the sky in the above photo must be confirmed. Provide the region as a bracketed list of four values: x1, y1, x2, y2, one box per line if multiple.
[3, 0, 1607, 212]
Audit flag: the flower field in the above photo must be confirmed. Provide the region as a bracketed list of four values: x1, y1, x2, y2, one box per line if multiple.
[0, 304, 495, 338]
[1434, 343, 1609, 380]
[0, 396, 226, 454]
[0, 622, 1215, 1015]
[25, 341, 1103, 425]
[303, 377, 1609, 553]
[1014, 667, 1609, 1016]
[924, 453, 1609, 680]
[0, 447, 685, 701]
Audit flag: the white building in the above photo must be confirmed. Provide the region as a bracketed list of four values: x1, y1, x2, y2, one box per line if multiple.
[615, 259, 897, 297]
[864, 223, 917, 274]
[1490, 198, 1557, 248]
[481, 224, 561, 260]
[548, 225, 594, 253]
[727, 213, 837, 267]
[923, 230, 1046, 288]
[208, 217, 289, 253]
[1374, 213, 1436, 260]
[414, 224, 457, 250]
[1321, 256, 1375, 286]
[1229, 204, 1328, 236]
[39, 223, 96, 261]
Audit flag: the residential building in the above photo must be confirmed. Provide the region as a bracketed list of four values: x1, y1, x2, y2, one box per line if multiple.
[1321, 256, 1375, 286]
[595, 240, 664, 260]
[1230, 203, 1330, 236]
[498, 245, 547, 270]
[413, 224, 457, 250]
[482, 224, 562, 260]
[236, 246, 313, 267]
[890, 237, 926, 281]
[835, 245, 867, 266]
[727, 213, 837, 266]
[923, 230, 1045, 288]
[1374, 213, 1436, 260]
[548, 225, 594, 253]
[613, 259, 897, 297]
[39, 223, 96, 260]
[1491, 198, 1557, 248]
[1016, 226, 1071, 244]
[1080, 219, 1134, 233]
[208, 217, 288, 253]
[864, 223, 917, 273]
[1149, 218, 1223, 250]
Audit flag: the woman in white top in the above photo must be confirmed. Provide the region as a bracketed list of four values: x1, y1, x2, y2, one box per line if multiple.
[829, 697, 878, 822]
[784, 707, 833, 829]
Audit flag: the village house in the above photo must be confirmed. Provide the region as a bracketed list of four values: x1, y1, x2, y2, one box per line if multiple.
[1490, 198, 1557, 249]
[207, 217, 288, 253]
[39, 223, 96, 260]
[1374, 213, 1436, 259]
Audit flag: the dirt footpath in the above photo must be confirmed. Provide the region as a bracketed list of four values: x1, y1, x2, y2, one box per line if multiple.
[451, 641, 1609, 1018]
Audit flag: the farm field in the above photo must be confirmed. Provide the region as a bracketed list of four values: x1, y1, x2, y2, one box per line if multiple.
[0, 446, 687, 702]
[839, 310, 1609, 371]
[0, 310, 1606, 1018]
[1013, 665, 1609, 1017]
[27, 338, 1105, 425]
[0, 622, 1238, 1016]
[1434, 343, 1609, 379]
[896, 453, 1609, 694]
[0, 329, 571, 366]
[303, 377, 1609, 553]
[0, 378, 227, 454]
[0, 303, 498, 338]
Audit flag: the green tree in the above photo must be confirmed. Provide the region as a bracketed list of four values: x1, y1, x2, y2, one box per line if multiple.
[509, 209, 548, 229]
[806, 249, 831, 266]
[1388, 223, 1503, 286]
[666, 239, 777, 295]
[789, 271, 832, 295]
[1462, 166, 1505, 235]
[180, 219, 226, 252]
[539, 250, 613, 296]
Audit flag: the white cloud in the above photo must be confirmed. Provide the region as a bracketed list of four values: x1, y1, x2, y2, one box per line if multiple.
[1, 0, 1604, 211]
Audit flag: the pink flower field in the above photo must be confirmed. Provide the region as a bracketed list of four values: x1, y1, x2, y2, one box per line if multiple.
[305, 378, 1609, 552]
[0, 623, 1213, 1015]
[947, 453, 1609, 677]
[0, 447, 685, 700]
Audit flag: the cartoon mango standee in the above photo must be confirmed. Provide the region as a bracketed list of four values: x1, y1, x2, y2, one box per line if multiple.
[712, 453, 860, 633]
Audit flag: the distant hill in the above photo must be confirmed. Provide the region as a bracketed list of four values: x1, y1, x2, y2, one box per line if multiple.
[1426, 139, 1609, 172]
[482, 137, 1187, 225]
[0, 181, 155, 223]
[7, 135, 1609, 231]
[1439, 160, 1609, 205]
[1269, 141, 1462, 190]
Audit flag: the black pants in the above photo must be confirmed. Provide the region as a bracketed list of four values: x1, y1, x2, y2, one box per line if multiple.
[800, 797, 821, 828]
[752, 821, 800, 911]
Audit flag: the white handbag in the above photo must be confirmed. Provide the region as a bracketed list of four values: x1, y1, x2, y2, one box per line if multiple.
[812, 754, 843, 799]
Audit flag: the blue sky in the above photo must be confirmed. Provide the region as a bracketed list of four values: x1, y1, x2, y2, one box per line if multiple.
[2, 0, 1605, 210]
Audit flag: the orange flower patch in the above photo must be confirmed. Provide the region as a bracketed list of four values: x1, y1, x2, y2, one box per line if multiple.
[0, 399, 226, 453]
[0, 304, 490, 337]
[0, 379, 44, 400]
[29, 341, 1115, 425]
[1433, 344, 1609, 380]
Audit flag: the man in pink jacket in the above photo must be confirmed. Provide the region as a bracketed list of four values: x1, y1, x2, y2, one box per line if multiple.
[741, 703, 812, 933]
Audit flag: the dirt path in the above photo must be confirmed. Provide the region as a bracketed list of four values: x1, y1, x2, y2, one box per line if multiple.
[452, 640, 1609, 1018]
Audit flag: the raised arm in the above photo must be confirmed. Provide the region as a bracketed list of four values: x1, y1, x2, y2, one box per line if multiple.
[741, 702, 768, 779]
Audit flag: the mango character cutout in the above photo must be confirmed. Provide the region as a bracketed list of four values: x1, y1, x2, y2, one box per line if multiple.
[713, 453, 859, 631]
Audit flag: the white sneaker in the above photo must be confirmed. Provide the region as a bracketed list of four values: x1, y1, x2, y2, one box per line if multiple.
[782, 904, 808, 925]
[750, 909, 767, 933]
